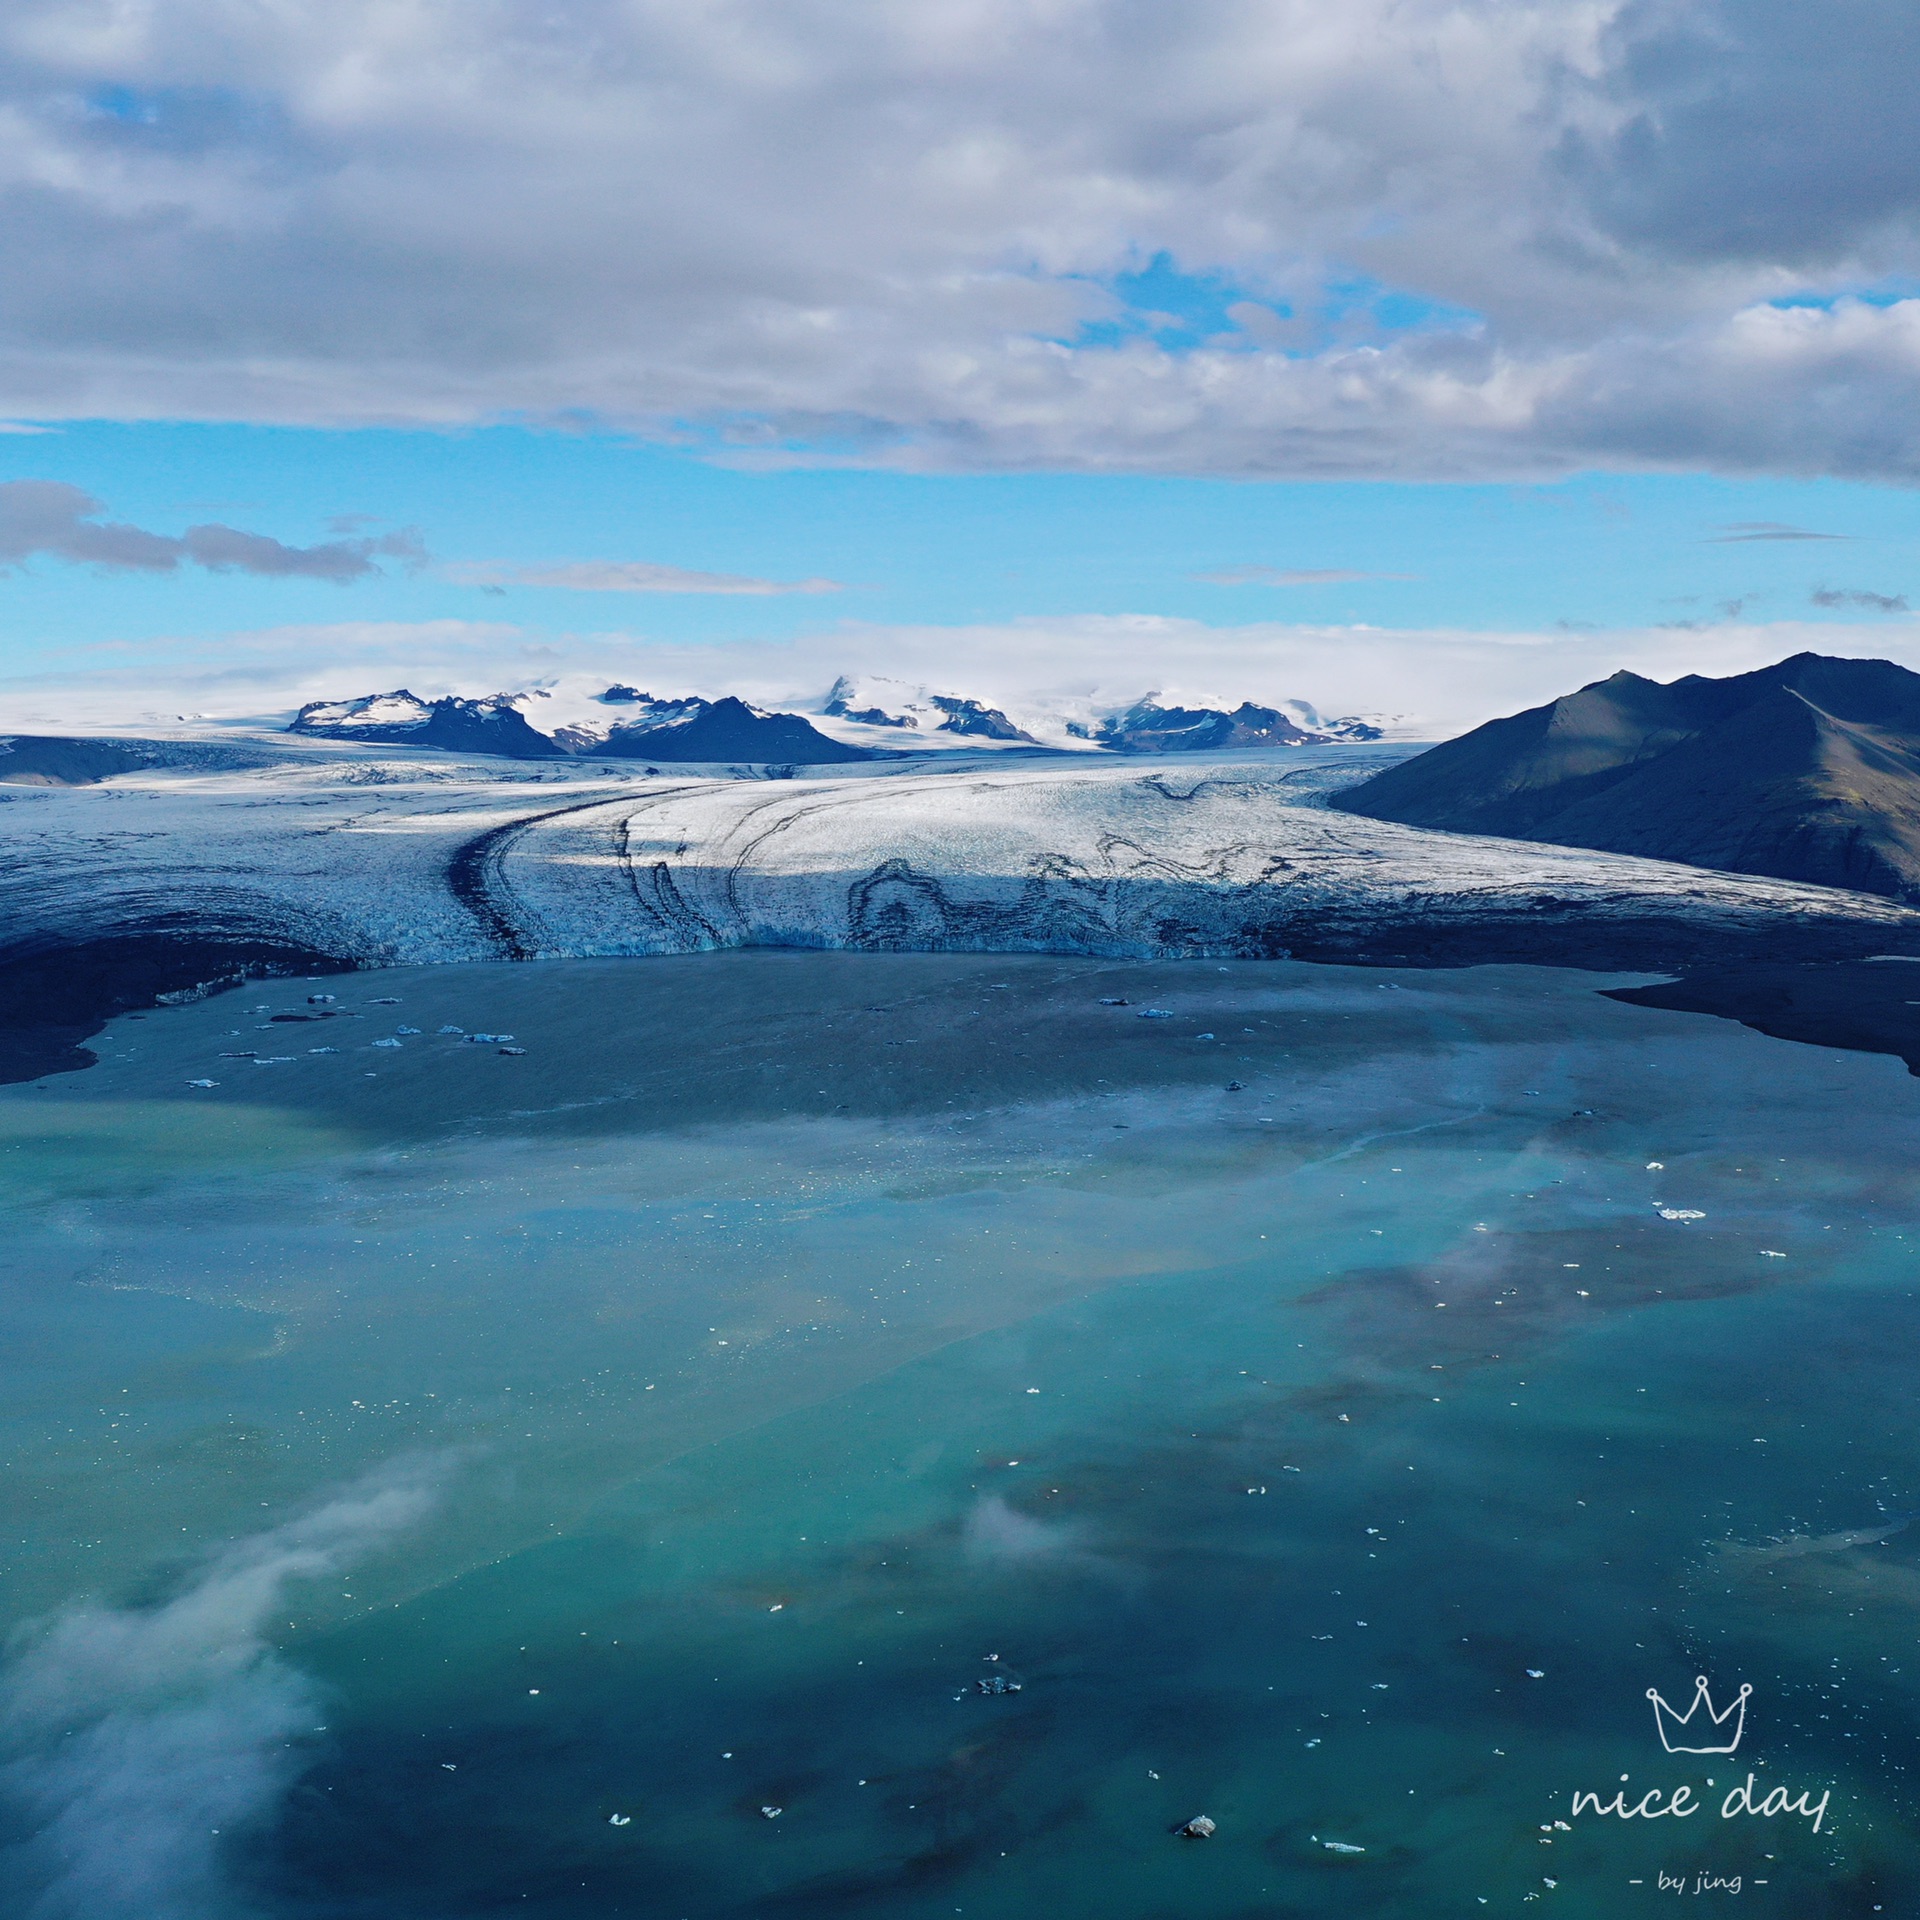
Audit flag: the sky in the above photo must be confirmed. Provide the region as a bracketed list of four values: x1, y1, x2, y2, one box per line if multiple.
[3, 0, 1920, 733]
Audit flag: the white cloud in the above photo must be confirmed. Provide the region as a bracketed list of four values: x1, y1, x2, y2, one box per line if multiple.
[0, 2, 1917, 476]
[9, 608, 1920, 738]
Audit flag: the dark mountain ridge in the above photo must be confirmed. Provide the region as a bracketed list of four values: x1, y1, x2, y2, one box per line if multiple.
[1331, 652, 1920, 900]
[1099, 699, 1314, 752]
[598, 695, 875, 763]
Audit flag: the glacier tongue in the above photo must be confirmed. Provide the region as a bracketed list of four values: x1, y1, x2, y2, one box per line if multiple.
[4, 737, 1917, 986]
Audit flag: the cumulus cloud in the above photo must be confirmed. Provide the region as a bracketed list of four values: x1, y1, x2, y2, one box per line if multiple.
[0, 482, 424, 582]
[1572, 0, 1920, 269]
[0, 1461, 444, 1920]
[452, 560, 843, 595]
[0, 2, 1916, 476]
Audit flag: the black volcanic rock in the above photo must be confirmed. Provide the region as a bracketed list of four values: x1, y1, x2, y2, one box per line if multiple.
[290, 690, 565, 759]
[1331, 652, 1920, 900]
[601, 695, 875, 763]
[1099, 700, 1315, 753]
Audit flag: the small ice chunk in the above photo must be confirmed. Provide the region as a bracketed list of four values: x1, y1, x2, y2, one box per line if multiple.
[185, 1078, 218, 1088]
[1098, 997, 1129, 1006]
[1526, 1668, 1546, 1679]
[608, 1813, 631, 1826]
[1137, 1008, 1173, 1020]
[1656, 1207, 1704, 1221]
[760, 1805, 782, 1819]
[499, 1045, 527, 1055]
[1323, 1839, 1365, 1854]
[370, 997, 401, 1004]
[1195, 1032, 1215, 1041]
[372, 1038, 403, 1050]
[437, 1025, 465, 1036]
[1176, 1815, 1216, 1839]
[395, 1025, 422, 1035]
[307, 993, 336, 1005]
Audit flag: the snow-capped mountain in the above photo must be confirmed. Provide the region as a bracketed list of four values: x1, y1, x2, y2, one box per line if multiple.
[1269, 699, 1390, 742]
[821, 676, 1036, 742]
[1097, 698, 1384, 753]
[291, 690, 571, 758]
[817, 675, 1385, 751]
[596, 695, 875, 764]
[290, 678, 1388, 763]
[293, 688, 874, 764]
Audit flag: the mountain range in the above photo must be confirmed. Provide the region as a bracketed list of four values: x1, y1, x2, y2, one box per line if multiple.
[822, 675, 1035, 740]
[291, 679, 1386, 763]
[1331, 652, 1920, 901]
[290, 689, 877, 764]
[1097, 699, 1374, 752]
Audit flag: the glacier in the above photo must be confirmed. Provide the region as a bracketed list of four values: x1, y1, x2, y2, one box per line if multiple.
[4, 736, 1917, 991]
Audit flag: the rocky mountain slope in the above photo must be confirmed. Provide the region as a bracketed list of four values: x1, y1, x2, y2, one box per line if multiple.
[1330, 652, 1920, 900]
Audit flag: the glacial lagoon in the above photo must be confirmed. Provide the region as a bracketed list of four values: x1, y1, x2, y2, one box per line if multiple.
[3, 950, 1918, 1917]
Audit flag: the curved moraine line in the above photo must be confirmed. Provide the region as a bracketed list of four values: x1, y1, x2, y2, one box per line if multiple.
[486, 767, 1920, 970]
[6, 752, 1920, 1033]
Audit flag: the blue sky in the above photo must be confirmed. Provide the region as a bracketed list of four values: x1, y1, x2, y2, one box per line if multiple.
[3, 422, 1917, 676]
[7, 2, 1920, 731]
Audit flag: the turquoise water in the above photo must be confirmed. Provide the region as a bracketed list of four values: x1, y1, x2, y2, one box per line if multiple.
[3, 952, 1918, 1917]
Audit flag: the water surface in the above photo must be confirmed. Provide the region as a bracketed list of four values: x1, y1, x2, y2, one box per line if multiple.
[3, 952, 1916, 1917]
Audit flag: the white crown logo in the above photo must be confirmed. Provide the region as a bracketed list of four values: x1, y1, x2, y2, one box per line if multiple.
[1647, 1676, 1752, 1755]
